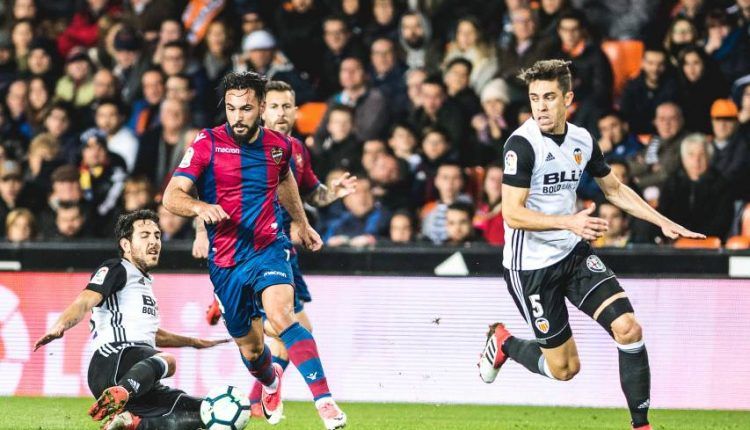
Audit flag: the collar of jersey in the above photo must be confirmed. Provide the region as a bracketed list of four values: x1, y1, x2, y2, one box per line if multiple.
[541, 123, 568, 146]
[224, 123, 264, 147]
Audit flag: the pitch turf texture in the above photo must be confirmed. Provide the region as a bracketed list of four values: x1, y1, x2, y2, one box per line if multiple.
[1, 397, 748, 430]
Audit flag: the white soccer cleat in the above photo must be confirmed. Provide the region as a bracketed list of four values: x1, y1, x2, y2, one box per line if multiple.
[478, 323, 511, 383]
[316, 397, 347, 429]
[261, 363, 285, 425]
[101, 411, 140, 430]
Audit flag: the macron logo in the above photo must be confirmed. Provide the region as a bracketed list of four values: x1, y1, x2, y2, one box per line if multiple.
[262, 270, 288, 278]
[216, 147, 240, 154]
[306, 372, 318, 381]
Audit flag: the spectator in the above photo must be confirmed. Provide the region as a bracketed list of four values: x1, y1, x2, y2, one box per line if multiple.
[120, 0, 180, 40]
[443, 58, 482, 124]
[664, 17, 699, 66]
[42, 102, 78, 163]
[369, 152, 414, 212]
[121, 175, 156, 213]
[160, 41, 210, 112]
[556, 10, 613, 132]
[388, 209, 415, 243]
[78, 128, 127, 236]
[37, 164, 87, 238]
[11, 19, 34, 72]
[405, 67, 427, 114]
[337, 0, 368, 37]
[387, 122, 420, 171]
[56, 0, 121, 58]
[708, 99, 750, 198]
[735, 78, 750, 133]
[369, 38, 408, 114]
[157, 203, 191, 241]
[408, 76, 466, 149]
[4, 79, 30, 144]
[274, 0, 325, 76]
[310, 104, 362, 179]
[672, 0, 707, 33]
[92, 68, 118, 101]
[630, 102, 687, 190]
[151, 18, 185, 66]
[414, 127, 459, 204]
[181, 0, 226, 46]
[235, 30, 315, 105]
[444, 202, 481, 245]
[54, 47, 95, 109]
[163, 73, 209, 127]
[134, 99, 199, 188]
[0, 160, 35, 236]
[728, 0, 750, 30]
[127, 68, 165, 137]
[11, 0, 37, 22]
[201, 20, 233, 95]
[442, 17, 498, 92]
[676, 46, 729, 134]
[592, 202, 630, 248]
[111, 26, 150, 105]
[568, 0, 658, 40]
[363, 0, 400, 46]
[398, 11, 443, 72]
[25, 38, 58, 88]
[471, 78, 512, 165]
[49, 201, 90, 241]
[317, 57, 390, 142]
[496, 7, 555, 104]
[24, 132, 61, 194]
[5, 207, 36, 243]
[659, 133, 734, 239]
[620, 48, 679, 135]
[26, 76, 51, 134]
[704, 8, 750, 83]
[238, 4, 265, 37]
[421, 162, 473, 244]
[596, 111, 644, 160]
[538, 0, 572, 39]
[318, 16, 366, 99]
[473, 162, 504, 245]
[94, 98, 139, 172]
[361, 139, 388, 176]
[324, 177, 388, 247]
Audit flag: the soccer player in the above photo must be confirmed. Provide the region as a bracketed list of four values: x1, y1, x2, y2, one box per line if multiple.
[194, 80, 356, 417]
[34, 210, 228, 430]
[163, 72, 347, 429]
[477, 60, 704, 430]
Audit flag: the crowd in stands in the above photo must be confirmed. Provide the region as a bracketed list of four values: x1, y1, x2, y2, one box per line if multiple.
[1, 0, 749, 249]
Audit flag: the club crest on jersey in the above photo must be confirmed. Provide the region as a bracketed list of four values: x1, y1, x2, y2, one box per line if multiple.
[505, 150, 518, 175]
[271, 147, 283, 164]
[586, 255, 606, 272]
[535, 317, 550, 334]
[573, 148, 583, 164]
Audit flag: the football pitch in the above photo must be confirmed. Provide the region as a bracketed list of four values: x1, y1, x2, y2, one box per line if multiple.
[1, 397, 749, 430]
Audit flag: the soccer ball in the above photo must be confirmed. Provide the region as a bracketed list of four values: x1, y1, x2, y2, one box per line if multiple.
[200, 386, 251, 430]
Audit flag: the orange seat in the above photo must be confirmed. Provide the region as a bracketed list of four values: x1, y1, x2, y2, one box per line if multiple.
[464, 166, 485, 203]
[674, 237, 722, 249]
[294, 102, 328, 136]
[601, 40, 644, 99]
[725, 235, 750, 250]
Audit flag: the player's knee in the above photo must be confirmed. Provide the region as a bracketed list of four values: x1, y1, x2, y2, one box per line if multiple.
[157, 353, 177, 377]
[611, 314, 642, 345]
[238, 342, 265, 362]
[547, 357, 580, 381]
[265, 305, 296, 332]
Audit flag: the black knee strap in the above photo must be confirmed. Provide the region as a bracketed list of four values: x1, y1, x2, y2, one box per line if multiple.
[596, 297, 634, 337]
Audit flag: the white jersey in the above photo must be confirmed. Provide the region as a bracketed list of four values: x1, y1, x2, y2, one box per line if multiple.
[87, 258, 160, 352]
[502, 119, 610, 270]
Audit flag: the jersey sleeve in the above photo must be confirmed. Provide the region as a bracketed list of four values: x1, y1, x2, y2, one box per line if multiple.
[278, 135, 293, 181]
[172, 130, 212, 182]
[585, 138, 612, 178]
[502, 135, 536, 188]
[296, 140, 321, 194]
[85, 259, 127, 304]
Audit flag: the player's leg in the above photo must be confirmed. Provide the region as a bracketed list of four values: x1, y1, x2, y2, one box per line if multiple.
[104, 388, 203, 430]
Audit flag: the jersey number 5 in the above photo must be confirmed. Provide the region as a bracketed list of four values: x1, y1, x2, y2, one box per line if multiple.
[529, 294, 544, 318]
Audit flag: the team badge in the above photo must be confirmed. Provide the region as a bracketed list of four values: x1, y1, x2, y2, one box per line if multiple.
[535, 317, 550, 334]
[295, 153, 303, 167]
[90, 267, 109, 285]
[271, 147, 283, 164]
[179, 147, 194, 168]
[573, 148, 583, 164]
[505, 150, 518, 175]
[586, 255, 606, 272]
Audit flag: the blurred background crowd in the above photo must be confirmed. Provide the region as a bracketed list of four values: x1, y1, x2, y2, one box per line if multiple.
[0, 0, 749, 249]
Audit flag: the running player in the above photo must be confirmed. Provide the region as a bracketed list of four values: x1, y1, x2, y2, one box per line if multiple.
[34, 210, 228, 430]
[163, 72, 347, 429]
[478, 60, 704, 430]
[194, 80, 356, 416]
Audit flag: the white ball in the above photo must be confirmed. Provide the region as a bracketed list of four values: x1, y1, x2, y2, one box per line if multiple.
[200, 386, 251, 430]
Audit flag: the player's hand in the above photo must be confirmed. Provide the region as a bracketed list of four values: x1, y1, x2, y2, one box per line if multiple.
[295, 223, 323, 251]
[567, 204, 609, 241]
[194, 203, 229, 225]
[661, 222, 706, 240]
[34, 324, 65, 351]
[191, 338, 231, 349]
[192, 230, 210, 259]
[331, 172, 357, 199]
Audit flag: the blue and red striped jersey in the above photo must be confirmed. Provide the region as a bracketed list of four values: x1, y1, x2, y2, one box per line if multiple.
[172, 124, 292, 268]
[280, 137, 321, 233]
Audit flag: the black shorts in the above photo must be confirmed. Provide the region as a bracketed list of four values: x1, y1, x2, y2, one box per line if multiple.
[87, 343, 200, 418]
[504, 241, 624, 348]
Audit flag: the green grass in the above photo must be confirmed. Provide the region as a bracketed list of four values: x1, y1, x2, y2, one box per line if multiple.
[1, 397, 748, 430]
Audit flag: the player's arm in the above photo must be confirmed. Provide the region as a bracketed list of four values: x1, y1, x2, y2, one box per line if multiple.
[305, 172, 357, 207]
[34, 289, 102, 351]
[501, 136, 608, 240]
[278, 168, 323, 250]
[163, 176, 229, 224]
[192, 218, 209, 259]
[595, 172, 706, 239]
[155, 328, 229, 349]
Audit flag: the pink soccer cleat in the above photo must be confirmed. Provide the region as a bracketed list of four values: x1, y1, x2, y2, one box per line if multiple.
[316, 397, 347, 429]
[261, 363, 284, 425]
[478, 323, 512, 383]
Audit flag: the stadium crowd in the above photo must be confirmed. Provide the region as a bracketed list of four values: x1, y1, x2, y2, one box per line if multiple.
[0, 0, 749, 248]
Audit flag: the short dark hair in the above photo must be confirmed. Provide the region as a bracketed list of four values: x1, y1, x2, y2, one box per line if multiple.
[266, 80, 296, 99]
[557, 9, 589, 30]
[163, 40, 188, 55]
[115, 209, 160, 257]
[328, 103, 354, 118]
[598, 109, 626, 123]
[220, 71, 267, 101]
[445, 57, 473, 75]
[447, 201, 475, 219]
[96, 97, 125, 115]
[421, 126, 451, 145]
[422, 75, 447, 92]
[51, 164, 79, 183]
[168, 72, 194, 90]
[517, 59, 573, 94]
